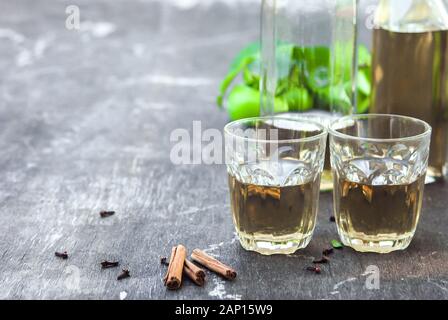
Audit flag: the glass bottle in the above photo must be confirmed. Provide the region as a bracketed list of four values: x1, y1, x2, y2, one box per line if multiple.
[260, 0, 357, 191]
[368, 0, 448, 182]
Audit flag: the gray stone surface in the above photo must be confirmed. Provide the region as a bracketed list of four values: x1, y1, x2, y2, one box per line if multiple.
[0, 0, 447, 300]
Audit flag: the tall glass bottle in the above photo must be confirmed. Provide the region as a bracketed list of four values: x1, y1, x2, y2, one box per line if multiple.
[260, 0, 357, 190]
[370, 0, 448, 182]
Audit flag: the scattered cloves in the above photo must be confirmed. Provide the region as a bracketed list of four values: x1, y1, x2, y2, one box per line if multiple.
[117, 269, 130, 280]
[322, 248, 334, 256]
[100, 211, 115, 218]
[329, 216, 336, 222]
[306, 265, 321, 274]
[101, 260, 119, 269]
[55, 251, 68, 259]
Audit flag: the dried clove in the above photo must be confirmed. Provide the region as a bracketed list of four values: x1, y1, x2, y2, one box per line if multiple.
[160, 257, 170, 266]
[55, 251, 68, 259]
[117, 269, 130, 280]
[100, 211, 115, 218]
[322, 248, 334, 256]
[306, 266, 321, 274]
[101, 260, 119, 269]
[329, 216, 336, 222]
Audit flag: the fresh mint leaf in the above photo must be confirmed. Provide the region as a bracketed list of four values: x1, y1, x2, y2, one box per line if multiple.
[218, 41, 373, 118]
[314, 85, 351, 113]
[357, 68, 371, 96]
[358, 44, 372, 67]
[331, 239, 343, 249]
[243, 66, 259, 89]
[302, 46, 331, 91]
[217, 56, 255, 107]
[357, 92, 371, 113]
[229, 42, 260, 72]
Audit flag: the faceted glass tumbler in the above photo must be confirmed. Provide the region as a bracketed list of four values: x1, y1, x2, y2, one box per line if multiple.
[224, 117, 327, 255]
[329, 114, 432, 253]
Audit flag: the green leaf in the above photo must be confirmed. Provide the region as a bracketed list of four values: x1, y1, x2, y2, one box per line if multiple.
[275, 77, 290, 96]
[331, 239, 343, 249]
[358, 44, 372, 67]
[217, 56, 255, 108]
[303, 46, 331, 68]
[275, 43, 296, 78]
[334, 42, 355, 82]
[357, 68, 371, 96]
[357, 93, 371, 113]
[301, 46, 331, 91]
[333, 86, 352, 113]
[315, 85, 351, 113]
[287, 63, 301, 88]
[243, 66, 259, 89]
[314, 87, 331, 110]
[218, 42, 373, 116]
[229, 42, 260, 72]
[217, 42, 265, 108]
[308, 66, 331, 90]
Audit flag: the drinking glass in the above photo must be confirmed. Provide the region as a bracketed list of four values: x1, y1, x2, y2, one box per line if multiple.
[329, 114, 432, 253]
[273, 111, 340, 191]
[224, 117, 327, 255]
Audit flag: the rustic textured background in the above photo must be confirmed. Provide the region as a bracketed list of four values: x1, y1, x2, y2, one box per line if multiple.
[0, 0, 447, 300]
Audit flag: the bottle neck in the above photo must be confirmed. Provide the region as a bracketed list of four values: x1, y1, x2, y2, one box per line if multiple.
[375, 0, 448, 32]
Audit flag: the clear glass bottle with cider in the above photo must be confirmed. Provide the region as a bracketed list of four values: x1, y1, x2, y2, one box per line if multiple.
[370, 0, 448, 181]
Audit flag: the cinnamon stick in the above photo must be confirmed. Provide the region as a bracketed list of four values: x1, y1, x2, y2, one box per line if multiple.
[163, 245, 186, 290]
[191, 249, 236, 280]
[183, 259, 206, 286]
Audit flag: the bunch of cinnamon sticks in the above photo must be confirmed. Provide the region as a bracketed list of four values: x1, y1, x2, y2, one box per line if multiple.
[162, 245, 236, 290]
